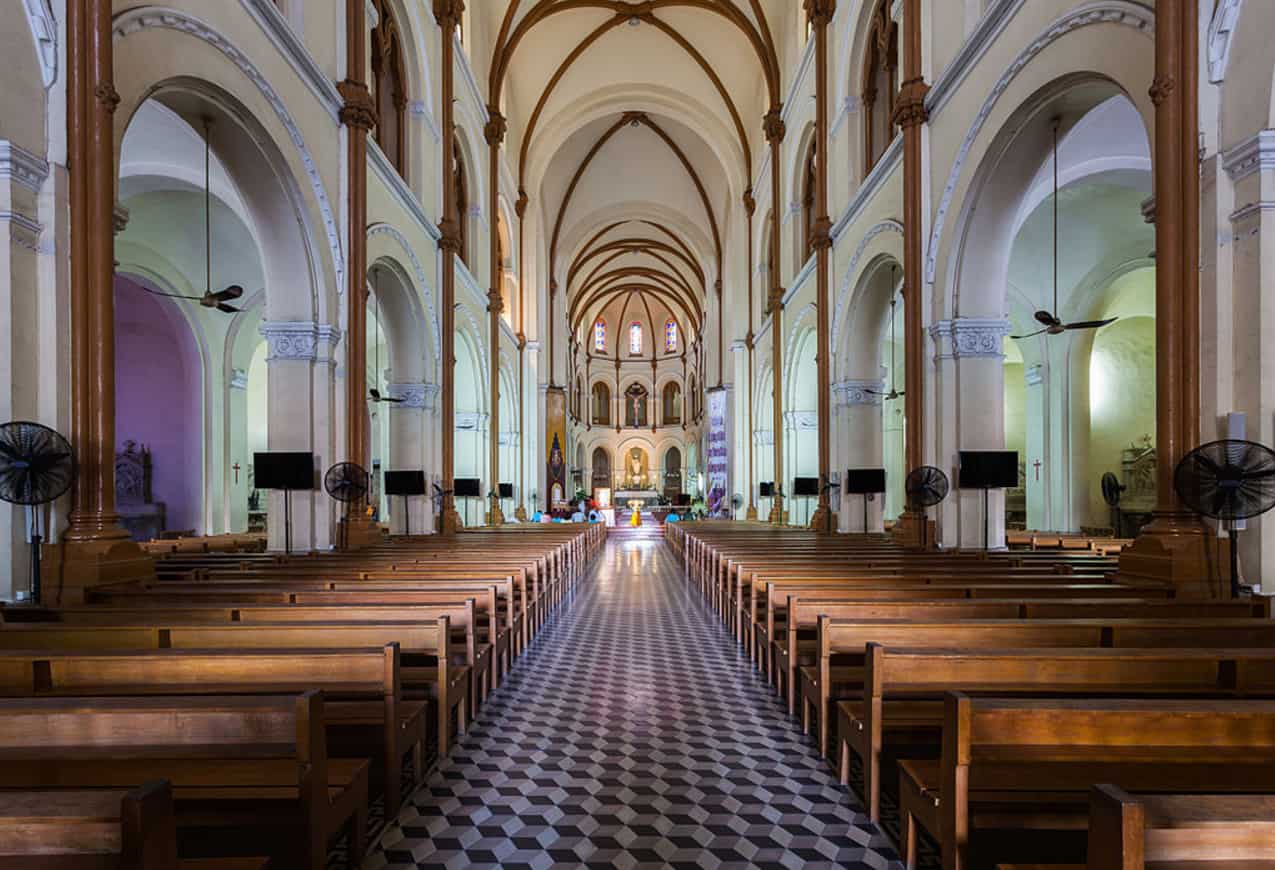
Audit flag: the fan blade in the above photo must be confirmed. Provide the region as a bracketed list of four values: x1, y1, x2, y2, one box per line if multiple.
[1211, 485, 1233, 519]
[211, 284, 245, 302]
[1010, 328, 1050, 339]
[1033, 310, 1058, 326]
[1063, 317, 1118, 331]
[383, 396, 405, 404]
[216, 303, 242, 314]
[863, 388, 883, 395]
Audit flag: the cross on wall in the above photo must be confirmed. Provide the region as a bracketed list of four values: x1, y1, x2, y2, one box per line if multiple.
[1033, 459, 1042, 481]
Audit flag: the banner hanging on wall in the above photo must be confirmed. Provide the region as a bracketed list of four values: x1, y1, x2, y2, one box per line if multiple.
[706, 387, 731, 517]
[545, 387, 567, 508]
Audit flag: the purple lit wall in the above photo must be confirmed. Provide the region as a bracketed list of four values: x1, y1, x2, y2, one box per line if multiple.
[114, 275, 203, 534]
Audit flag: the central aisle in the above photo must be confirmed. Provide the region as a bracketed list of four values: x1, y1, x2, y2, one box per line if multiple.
[368, 534, 900, 869]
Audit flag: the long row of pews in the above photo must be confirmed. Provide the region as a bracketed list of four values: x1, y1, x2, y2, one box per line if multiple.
[667, 521, 1275, 870]
[0, 523, 604, 869]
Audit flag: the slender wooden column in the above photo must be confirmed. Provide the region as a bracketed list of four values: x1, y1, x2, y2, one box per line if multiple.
[435, 0, 463, 533]
[743, 189, 758, 520]
[893, 0, 930, 545]
[485, 109, 507, 525]
[1119, 0, 1212, 594]
[339, 0, 377, 543]
[764, 107, 786, 525]
[807, 0, 836, 533]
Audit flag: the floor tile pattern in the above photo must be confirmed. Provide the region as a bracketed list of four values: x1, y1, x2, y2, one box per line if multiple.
[365, 534, 901, 869]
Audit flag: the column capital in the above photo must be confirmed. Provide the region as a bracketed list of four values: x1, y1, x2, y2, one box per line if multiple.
[811, 216, 833, 250]
[763, 107, 785, 144]
[229, 368, 249, 390]
[437, 217, 463, 252]
[338, 80, 377, 130]
[259, 321, 343, 362]
[1148, 73, 1176, 107]
[833, 378, 885, 407]
[113, 204, 130, 235]
[488, 288, 504, 314]
[931, 317, 1010, 360]
[803, 0, 836, 28]
[515, 188, 529, 218]
[385, 381, 431, 409]
[95, 83, 121, 113]
[892, 78, 930, 128]
[742, 187, 755, 215]
[484, 108, 507, 145]
[433, 0, 464, 29]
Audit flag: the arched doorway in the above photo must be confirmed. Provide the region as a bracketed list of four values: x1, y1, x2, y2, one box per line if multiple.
[591, 446, 611, 496]
[663, 446, 683, 502]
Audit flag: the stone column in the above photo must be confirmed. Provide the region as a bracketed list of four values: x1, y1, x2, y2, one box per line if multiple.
[227, 368, 249, 533]
[806, 0, 836, 532]
[53, 0, 152, 598]
[1118, 0, 1213, 594]
[1023, 364, 1049, 531]
[485, 109, 506, 525]
[764, 107, 786, 524]
[434, 0, 463, 533]
[891, 0, 930, 546]
[836, 379, 886, 532]
[385, 382, 428, 534]
[950, 317, 1011, 549]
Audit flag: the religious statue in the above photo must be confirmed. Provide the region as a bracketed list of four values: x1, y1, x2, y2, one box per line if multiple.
[627, 447, 649, 489]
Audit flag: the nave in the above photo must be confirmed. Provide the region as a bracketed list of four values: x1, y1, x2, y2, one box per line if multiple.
[370, 532, 899, 870]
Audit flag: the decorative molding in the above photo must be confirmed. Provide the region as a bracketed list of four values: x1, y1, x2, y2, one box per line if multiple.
[925, 0, 1024, 118]
[830, 94, 861, 138]
[367, 223, 442, 364]
[930, 317, 1011, 360]
[1024, 363, 1044, 387]
[784, 410, 819, 430]
[409, 99, 441, 143]
[833, 379, 885, 407]
[781, 35, 817, 126]
[1207, 0, 1243, 83]
[1, 211, 43, 251]
[1223, 130, 1275, 182]
[238, 0, 342, 120]
[1140, 195, 1156, 224]
[831, 135, 901, 242]
[453, 32, 490, 126]
[114, 7, 346, 296]
[1229, 201, 1275, 224]
[455, 411, 488, 431]
[753, 429, 774, 446]
[385, 381, 428, 408]
[113, 205, 130, 234]
[831, 220, 904, 349]
[925, 2, 1155, 285]
[783, 256, 818, 307]
[229, 368, 249, 390]
[260, 321, 322, 361]
[0, 141, 50, 194]
[368, 140, 441, 241]
[21, 0, 57, 88]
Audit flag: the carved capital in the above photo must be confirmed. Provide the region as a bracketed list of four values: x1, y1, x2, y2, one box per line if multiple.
[549, 278, 559, 296]
[763, 107, 786, 144]
[337, 80, 377, 130]
[620, 110, 648, 128]
[484, 108, 507, 145]
[742, 188, 756, 215]
[714, 278, 723, 296]
[95, 83, 121, 113]
[892, 78, 930, 129]
[803, 0, 836, 28]
[487, 288, 504, 314]
[515, 188, 529, 218]
[437, 217, 463, 253]
[433, 0, 464, 29]
[811, 215, 833, 250]
[1149, 74, 1176, 106]
[516, 331, 527, 349]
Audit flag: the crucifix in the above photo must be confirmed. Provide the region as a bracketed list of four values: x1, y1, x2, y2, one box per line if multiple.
[1032, 459, 1042, 481]
[233, 462, 241, 485]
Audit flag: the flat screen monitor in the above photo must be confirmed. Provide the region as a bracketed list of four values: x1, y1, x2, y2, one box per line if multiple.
[454, 478, 482, 498]
[794, 476, 820, 497]
[384, 470, 426, 496]
[758, 482, 774, 498]
[498, 483, 514, 498]
[958, 450, 1019, 489]
[253, 452, 314, 491]
[845, 468, 886, 495]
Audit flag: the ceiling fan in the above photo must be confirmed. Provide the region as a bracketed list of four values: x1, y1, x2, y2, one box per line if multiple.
[139, 117, 243, 314]
[368, 267, 403, 404]
[1011, 118, 1116, 340]
[866, 264, 904, 400]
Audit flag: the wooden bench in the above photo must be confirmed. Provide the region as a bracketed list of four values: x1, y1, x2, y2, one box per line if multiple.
[0, 692, 367, 870]
[898, 696, 1275, 870]
[840, 644, 1275, 820]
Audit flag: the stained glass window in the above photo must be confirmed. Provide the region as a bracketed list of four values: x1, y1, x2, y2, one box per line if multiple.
[593, 318, 606, 352]
[629, 322, 643, 355]
[664, 318, 678, 353]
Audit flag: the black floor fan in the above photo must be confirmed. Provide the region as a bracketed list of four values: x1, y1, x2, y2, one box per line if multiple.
[1173, 439, 1275, 599]
[1101, 471, 1126, 536]
[0, 421, 76, 604]
[905, 465, 949, 551]
[325, 462, 369, 551]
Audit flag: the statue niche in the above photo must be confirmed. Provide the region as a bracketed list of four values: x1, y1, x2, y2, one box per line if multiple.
[624, 383, 648, 428]
[625, 447, 651, 490]
[115, 440, 167, 542]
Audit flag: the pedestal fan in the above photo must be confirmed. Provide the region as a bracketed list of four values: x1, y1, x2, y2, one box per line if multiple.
[905, 465, 949, 551]
[324, 461, 369, 551]
[1101, 471, 1126, 536]
[0, 421, 76, 604]
[1173, 439, 1275, 598]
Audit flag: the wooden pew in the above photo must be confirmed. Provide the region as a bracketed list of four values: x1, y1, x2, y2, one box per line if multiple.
[897, 695, 1275, 870]
[0, 692, 367, 870]
[1086, 784, 1275, 870]
[840, 644, 1275, 820]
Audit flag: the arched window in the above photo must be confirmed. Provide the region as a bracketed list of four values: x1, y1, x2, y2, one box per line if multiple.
[663, 381, 682, 425]
[664, 318, 678, 353]
[453, 136, 469, 266]
[629, 322, 643, 356]
[594, 318, 606, 353]
[862, 0, 899, 175]
[591, 382, 611, 425]
[801, 139, 818, 263]
[371, 0, 407, 176]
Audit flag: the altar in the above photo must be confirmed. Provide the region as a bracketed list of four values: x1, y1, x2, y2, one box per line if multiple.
[615, 490, 661, 509]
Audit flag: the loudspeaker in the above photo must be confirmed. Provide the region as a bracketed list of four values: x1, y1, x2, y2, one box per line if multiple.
[759, 482, 774, 497]
[498, 483, 514, 498]
[253, 452, 315, 491]
[454, 478, 482, 498]
[958, 450, 1019, 489]
[845, 468, 886, 494]
[793, 477, 820, 497]
[384, 470, 426, 496]
[676, 493, 691, 506]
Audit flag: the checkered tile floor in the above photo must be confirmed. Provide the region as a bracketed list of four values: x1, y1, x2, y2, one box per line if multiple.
[365, 536, 901, 869]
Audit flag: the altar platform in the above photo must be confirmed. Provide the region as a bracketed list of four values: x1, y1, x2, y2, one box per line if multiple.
[614, 489, 661, 508]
